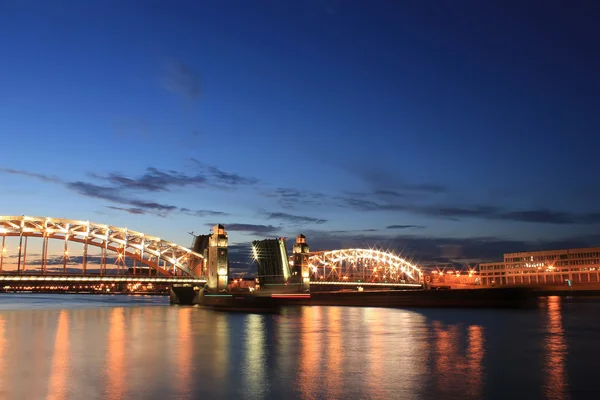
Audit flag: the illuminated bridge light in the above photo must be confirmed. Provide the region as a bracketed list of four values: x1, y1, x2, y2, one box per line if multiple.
[0, 215, 206, 279]
[306, 248, 422, 284]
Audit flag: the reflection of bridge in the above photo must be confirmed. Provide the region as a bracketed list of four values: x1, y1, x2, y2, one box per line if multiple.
[1, 216, 423, 300]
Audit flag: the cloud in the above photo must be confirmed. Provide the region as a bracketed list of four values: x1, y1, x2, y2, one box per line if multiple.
[502, 210, 600, 224]
[92, 167, 207, 192]
[386, 224, 425, 229]
[162, 60, 201, 100]
[323, 228, 379, 234]
[90, 163, 257, 193]
[179, 208, 229, 218]
[67, 181, 178, 215]
[400, 183, 446, 194]
[340, 164, 447, 195]
[189, 159, 259, 187]
[373, 189, 405, 198]
[207, 223, 280, 236]
[263, 188, 328, 209]
[0, 168, 62, 183]
[263, 211, 327, 225]
[336, 196, 407, 212]
[205, 165, 258, 186]
[338, 194, 600, 225]
[0, 167, 230, 219]
[106, 206, 146, 215]
[422, 206, 600, 225]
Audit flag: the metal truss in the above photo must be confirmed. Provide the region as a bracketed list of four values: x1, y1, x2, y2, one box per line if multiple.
[307, 248, 422, 283]
[0, 216, 204, 277]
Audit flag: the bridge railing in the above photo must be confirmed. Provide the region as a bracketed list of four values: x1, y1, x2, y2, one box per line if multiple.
[0, 274, 206, 283]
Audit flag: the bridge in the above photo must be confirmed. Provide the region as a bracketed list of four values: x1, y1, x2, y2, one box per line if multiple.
[1, 216, 424, 300]
[306, 248, 422, 283]
[251, 234, 423, 294]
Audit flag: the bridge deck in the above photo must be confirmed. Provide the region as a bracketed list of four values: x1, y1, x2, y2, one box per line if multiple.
[0, 274, 206, 284]
[311, 281, 422, 288]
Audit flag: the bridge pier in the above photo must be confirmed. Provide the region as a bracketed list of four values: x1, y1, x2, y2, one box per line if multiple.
[194, 224, 228, 292]
[169, 224, 228, 304]
[170, 284, 204, 305]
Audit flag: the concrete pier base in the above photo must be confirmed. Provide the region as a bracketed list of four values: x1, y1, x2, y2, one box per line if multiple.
[170, 284, 204, 305]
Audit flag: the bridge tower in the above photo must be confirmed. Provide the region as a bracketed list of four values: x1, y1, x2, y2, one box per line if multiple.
[292, 234, 310, 292]
[207, 224, 228, 291]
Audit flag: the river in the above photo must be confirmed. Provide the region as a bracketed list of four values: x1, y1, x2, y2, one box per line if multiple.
[0, 294, 598, 399]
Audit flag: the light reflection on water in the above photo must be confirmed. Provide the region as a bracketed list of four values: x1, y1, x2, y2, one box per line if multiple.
[106, 308, 125, 399]
[245, 314, 267, 399]
[48, 310, 70, 400]
[544, 296, 569, 400]
[0, 294, 599, 399]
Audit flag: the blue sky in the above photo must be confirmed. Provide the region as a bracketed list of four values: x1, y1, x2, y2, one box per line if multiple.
[1, 1, 599, 268]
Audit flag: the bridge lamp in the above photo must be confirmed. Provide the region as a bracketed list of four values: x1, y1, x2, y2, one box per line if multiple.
[302, 271, 309, 278]
[218, 267, 227, 276]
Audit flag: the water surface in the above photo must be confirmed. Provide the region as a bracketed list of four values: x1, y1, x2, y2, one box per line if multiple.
[0, 294, 598, 399]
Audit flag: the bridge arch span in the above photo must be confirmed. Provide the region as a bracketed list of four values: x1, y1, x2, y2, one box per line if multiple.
[307, 248, 422, 283]
[0, 216, 204, 277]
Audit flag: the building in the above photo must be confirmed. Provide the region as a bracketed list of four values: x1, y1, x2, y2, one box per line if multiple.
[480, 247, 600, 286]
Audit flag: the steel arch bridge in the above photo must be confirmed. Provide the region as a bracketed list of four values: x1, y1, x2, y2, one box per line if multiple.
[0, 216, 204, 277]
[307, 248, 423, 284]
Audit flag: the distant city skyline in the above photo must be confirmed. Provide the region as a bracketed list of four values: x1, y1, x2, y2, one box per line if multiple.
[2, 1, 599, 270]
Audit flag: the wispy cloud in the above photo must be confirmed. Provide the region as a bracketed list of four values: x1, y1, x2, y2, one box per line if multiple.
[91, 167, 207, 192]
[263, 211, 327, 225]
[327, 228, 379, 233]
[67, 181, 178, 215]
[180, 208, 229, 218]
[162, 60, 201, 100]
[339, 164, 447, 195]
[106, 206, 146, 215]
[386, 224, 425, 229]
[1, 167, 230, 219]
[263, 187, 328, 209]
[205, 165, 258, 186]
[338, 193, 600, 225]
[0, 168, 62, 183]
[421, 206, 600, 225]
[190, 159, 259, 187]
[336, 196, 407, 212]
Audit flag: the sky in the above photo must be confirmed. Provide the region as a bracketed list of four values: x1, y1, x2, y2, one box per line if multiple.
[1, 0, 599, 271]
